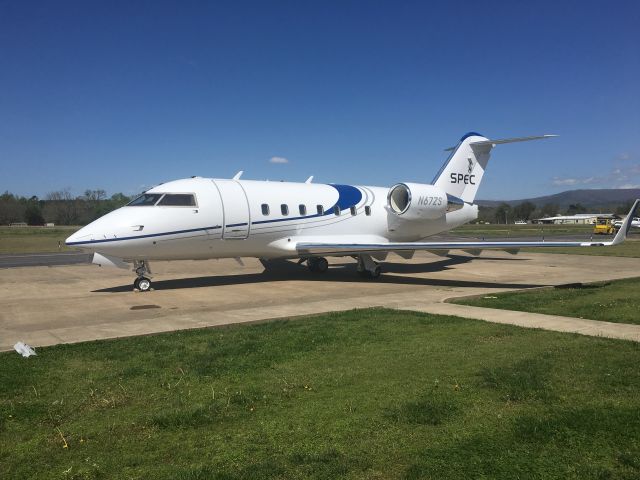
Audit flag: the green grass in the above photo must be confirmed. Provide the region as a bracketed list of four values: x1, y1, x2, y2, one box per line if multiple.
[2, 308, 640, 479]
[451, 223, 594, 237]
[453, 277, 640, 324]
[452, 224, 640, 257]
[0, 226, 79, 254]
[522, 239, 640, 257]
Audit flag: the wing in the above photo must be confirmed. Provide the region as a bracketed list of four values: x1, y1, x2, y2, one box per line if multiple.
[297, 200, 639, 257]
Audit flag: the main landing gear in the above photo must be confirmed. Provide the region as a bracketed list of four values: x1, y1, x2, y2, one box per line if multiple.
[307, 256, 329, 273]
[133, 260, 152, 292]
[305, 255, 382, 278]
[357, 254, 382, 279]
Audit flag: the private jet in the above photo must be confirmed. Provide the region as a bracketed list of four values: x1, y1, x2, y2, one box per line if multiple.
[66, 132, 640, 291]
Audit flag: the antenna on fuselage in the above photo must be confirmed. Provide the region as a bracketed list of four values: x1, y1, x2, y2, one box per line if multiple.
[305, 176, 314, 184]
[232, 171, 243, 180]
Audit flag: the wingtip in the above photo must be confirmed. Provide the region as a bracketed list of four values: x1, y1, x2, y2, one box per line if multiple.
[611, 198, 640, 245]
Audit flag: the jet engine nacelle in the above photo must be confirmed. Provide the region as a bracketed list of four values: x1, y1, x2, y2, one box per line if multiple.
[387, 182, 464, 221]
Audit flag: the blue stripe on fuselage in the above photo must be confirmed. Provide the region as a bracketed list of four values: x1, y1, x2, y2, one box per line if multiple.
[66, 225, 221, 246]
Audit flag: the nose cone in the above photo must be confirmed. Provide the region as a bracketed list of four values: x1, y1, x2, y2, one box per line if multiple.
[65, 207, 141, 252]
[65, 224, 95, 248]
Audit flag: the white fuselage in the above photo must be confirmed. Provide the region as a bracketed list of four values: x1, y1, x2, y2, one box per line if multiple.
[66, 177, 478, 261]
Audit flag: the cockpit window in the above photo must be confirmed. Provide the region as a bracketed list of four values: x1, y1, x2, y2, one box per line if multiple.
[157, 194, 197, 207]
[127, 194, 163, 206]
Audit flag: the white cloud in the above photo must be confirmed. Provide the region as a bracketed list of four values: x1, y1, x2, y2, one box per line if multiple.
[552, 178, 580, 186]
[552, 154, 640, 189]
[269, 156, 289, 164]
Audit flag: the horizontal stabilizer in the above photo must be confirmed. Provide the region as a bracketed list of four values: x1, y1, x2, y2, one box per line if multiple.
[471, 134, 557, 147]
[444, 134, 557, 151]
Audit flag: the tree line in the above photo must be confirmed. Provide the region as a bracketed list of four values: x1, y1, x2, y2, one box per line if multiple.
[1, 190, 634, 226]
[0, 190, 131, 226]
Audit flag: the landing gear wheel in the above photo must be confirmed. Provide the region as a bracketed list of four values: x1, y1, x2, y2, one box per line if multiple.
[315, 257, 329, 273]
[357, 254, 382, 279]
[135, 277, 152, 292]
[369, 265, 382, 279]
[307, 257, 329, 273]
[132, 260, 153, 292]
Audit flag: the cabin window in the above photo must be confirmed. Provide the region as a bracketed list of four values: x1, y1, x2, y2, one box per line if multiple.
[334, 206, 341, 216]
[261, 204, 270, 216]
[281, 204, 289, 216]
[350, 206, 357, 216]
[157, 194, 197, 207]
[299, 204, 307, 216]
[127, 193, 163, 206]
[317, 205, 324, 215]
[365, 206, 371, 216]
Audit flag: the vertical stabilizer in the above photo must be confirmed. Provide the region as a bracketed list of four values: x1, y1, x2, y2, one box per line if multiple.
[432, 132, 491, 203]
[432, 133, 556, 203]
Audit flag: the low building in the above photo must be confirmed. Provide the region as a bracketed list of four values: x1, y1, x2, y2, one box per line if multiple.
[533, 213, 619, 225]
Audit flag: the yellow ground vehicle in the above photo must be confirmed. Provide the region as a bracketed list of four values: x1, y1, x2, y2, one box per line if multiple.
[593, 217, 616, 235]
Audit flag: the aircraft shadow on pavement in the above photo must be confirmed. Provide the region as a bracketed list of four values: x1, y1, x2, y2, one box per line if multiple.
[93, 255, 541, 293]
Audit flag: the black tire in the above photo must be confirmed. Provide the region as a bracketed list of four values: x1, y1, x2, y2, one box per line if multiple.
[133, 278, 140, 290]
[369, 266, 382, 279]
[137, 277, 152, 292]
[307, 258, 318, 272]
[315, 257, 329, 273]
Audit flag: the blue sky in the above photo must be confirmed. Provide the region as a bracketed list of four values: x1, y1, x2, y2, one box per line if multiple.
[0, 0, 638, 200]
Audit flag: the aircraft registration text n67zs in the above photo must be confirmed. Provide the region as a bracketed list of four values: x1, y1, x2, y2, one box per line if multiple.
[65, 131, 639, 292]
[417, 196, 443, 206]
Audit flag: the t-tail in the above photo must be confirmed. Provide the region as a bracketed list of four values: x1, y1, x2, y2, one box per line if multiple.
[432, 132, 557, 203]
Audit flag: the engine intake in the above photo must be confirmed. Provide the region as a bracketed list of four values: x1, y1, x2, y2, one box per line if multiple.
[387, 183, 464, 220]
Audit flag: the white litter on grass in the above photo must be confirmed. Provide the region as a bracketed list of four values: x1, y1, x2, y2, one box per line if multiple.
[14, 342, 36, 357]
[483, 296, 498, 299]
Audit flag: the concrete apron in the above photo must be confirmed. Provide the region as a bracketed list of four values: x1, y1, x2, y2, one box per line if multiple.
[2, 251, 640, 351]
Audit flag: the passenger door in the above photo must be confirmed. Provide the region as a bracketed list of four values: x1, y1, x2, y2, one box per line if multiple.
[212, 179, 250, 239]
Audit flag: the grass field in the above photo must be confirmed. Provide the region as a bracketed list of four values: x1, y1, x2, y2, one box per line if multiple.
[2, 308, 640, 479]
[0, 226, 79, 254]
[454, 224, 640, 257]
[451, 223, 594, 238]
[521, 239, 640, 257]
[453, 277, 640, 325]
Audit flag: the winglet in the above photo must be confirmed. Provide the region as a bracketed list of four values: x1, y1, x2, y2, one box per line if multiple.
[611, 199, 640, 245]
[232, 171, 243, 180]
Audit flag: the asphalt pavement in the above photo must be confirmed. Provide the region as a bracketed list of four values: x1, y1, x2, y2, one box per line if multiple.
[0, 252, 92, 268]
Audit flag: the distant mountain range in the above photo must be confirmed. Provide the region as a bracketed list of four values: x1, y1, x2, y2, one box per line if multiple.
[477, 188, 640, 210]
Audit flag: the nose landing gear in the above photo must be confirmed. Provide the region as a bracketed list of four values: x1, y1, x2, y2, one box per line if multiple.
[133, 260, 153, 292]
